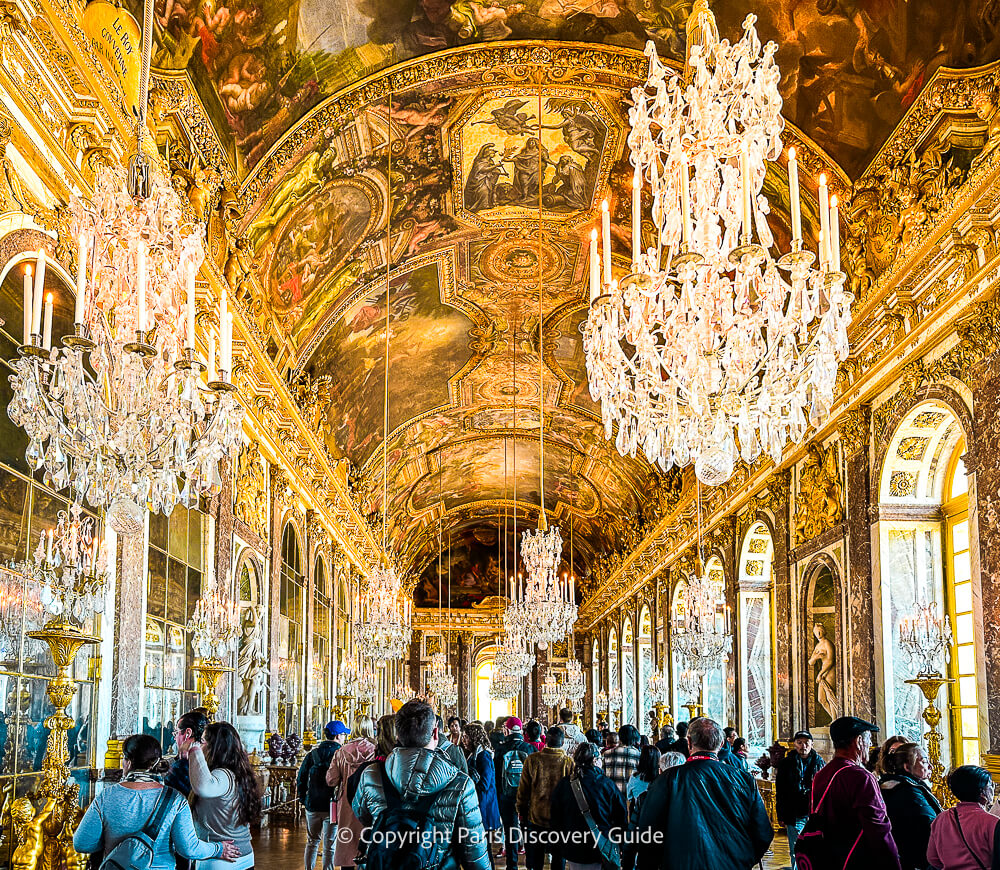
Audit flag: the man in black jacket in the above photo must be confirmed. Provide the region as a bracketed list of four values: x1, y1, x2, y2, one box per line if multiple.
[636, 717, 773, 870]
[495, 718, 536, 870]
[297, 719, 350, 870]
[775, 730, 825, 869]
[667, 721, 689, 758]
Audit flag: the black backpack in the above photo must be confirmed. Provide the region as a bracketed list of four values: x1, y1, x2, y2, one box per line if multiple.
[356, 762, 456, 870]
[307, 746, 341, 806]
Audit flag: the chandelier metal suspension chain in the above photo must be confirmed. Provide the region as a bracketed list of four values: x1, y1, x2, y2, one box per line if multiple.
[7, 0, 243, 534]
[519, 83, 577, 649]
[355, 96, 411, 664]
[583, 0, 852, 486]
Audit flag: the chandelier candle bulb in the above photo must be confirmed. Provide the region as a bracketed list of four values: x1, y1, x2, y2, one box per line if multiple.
[22, 265, 32, 346]
[207, 333, 216, 383]
[31, 249, 45, 338]
[42, 293, 52, 350]
[818, 174, 830, 268]
[601, 199, 611, 283]
[740, 144, 752, 243]
[632, 174, 641, 267]
[788, 148, 801, 247]
[830, 195, 841, 272]
[136, 241, 146, 334]
[75, 236, 87, 325]
[589, 229, 599, 303]
[680, 158, 691, 245]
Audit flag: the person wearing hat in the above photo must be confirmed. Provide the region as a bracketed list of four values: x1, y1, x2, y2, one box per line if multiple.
[494, 717, 536, 870]
[801, 716, 901, 870]
[775, 730, 825, 868]
[297, 719, 350, 870]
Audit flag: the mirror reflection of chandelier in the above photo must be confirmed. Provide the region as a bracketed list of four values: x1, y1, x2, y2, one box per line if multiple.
[646, 667, 669, 705]
[584, 0, 853, 486]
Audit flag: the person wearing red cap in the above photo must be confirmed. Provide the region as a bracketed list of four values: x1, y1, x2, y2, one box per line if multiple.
[495, 718, 536, 870]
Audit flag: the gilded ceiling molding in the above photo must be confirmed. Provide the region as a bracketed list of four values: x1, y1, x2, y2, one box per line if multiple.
[792, 444, 845, 547]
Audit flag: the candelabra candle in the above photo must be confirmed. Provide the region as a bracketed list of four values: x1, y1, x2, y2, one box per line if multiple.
[899, 601, 953, 678]
[188, 570, 240, 660]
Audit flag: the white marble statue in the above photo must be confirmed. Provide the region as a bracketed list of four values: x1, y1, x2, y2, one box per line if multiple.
[809, 622, 839, 720]
[237, 606, 267, 717]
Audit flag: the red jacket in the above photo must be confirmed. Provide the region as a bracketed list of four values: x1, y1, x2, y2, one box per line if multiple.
[809, 756, 901, 870]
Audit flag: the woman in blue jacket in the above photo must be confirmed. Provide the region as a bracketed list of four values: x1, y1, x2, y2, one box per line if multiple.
[463, 721, 502, 858]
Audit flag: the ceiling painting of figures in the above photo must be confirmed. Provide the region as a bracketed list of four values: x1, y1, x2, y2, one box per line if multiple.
[297, 260, 477, 466]
[143, 0, 1000, 177]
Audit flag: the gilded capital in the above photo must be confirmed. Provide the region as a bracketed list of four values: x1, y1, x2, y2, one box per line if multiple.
[839, 406, 871, 460]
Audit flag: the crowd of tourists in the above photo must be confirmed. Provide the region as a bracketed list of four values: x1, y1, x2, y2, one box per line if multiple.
[67, 702, 1000, 870]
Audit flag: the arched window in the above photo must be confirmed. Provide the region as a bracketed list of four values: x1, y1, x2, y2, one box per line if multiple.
[702, 556, 727, 723]
[671, 579, 688, 717]
[591, 638, 600, 725]
[335, 569, 349, 696]
[608, 627, 619, 721]
[877, 400, 980, 764]
[312, 555, 331, 725]
[279, 523, 305, 733]
[738, 523, 774, 751]
[476, 654, 512, 723]
[621, 617, 635, 727]
[638, 606, 652, 732]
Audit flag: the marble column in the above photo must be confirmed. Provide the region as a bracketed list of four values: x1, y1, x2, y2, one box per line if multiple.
[768, 471, 793, 739]
[408, 631, 422, 695]
[841, 407, 877, 723]
[969, 366, 1000, 752]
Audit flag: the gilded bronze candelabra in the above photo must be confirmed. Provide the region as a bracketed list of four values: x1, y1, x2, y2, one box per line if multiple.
[192, 657, 233, 721]
[905, 673, 955, 806]
[13, 619, 99, 869]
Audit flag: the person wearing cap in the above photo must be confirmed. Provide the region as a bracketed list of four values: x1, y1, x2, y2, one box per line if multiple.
[495, 717, 536, 870]
[802, 716, 901, 870]
[297, 719, 349, 870]
[636, 717, 772, 870]
[775, 730, 825, 868]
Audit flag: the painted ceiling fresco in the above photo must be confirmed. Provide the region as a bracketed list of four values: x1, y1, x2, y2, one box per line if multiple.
[142, 0, 1000, 175]
[229, 45, 836, 607]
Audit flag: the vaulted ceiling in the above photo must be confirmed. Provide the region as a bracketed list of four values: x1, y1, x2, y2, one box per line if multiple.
[144, 0, 1000, 606]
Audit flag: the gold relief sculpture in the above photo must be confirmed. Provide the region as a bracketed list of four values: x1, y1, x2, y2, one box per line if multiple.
[896, 437, 929, 461]
[235, 443, 269, 542]
[793, 444, 845, 547]
[889, 471, 918, 498]
[838, 407, 870, 460]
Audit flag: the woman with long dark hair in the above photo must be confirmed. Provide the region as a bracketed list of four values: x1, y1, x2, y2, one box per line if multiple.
[463, 721, 502, 869]
[188, 721, 261, 869]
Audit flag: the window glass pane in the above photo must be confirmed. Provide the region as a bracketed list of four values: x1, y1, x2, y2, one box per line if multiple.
[963, 739, 980, 766]
[954, 582, 972, 615]
[168, 507, 188, 558]
[952, 520, 969, 554]
[952, 457, 968, 498]
[187, 568, 202, 622]
[959, 675, 978, 706]
[166, 558, 186, 624]
[149, 512, 168, 551]
[0, 471, 29, 562]
[961, 708, 980, 736]
[956, 613, 974, 644]
[147, 549, 167, 619]
[188, 511, 203, 572]
[957, 644, 976, 676]
[953, 554, 971, 586]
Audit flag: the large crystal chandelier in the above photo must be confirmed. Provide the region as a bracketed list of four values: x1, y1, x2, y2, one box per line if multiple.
[540, 668, 563, 708]
[673, 559, 732, 674]
[517, 525, 577, 649]
[7, 0, 243, 533]
[563, 657, 586, 704]
[898, 601, 953, 678]
[584, 0, 852, 486]
[354, 564, 411, 663]
[21, 502, 109, 626]
[489, 666, 521, 701]
[647, 667, 669, 705]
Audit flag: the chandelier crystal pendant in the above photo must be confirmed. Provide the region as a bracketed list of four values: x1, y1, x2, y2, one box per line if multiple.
[898, 601, 954, 678]
[188, 568, 240, 661]
[584, 0, 852, 486]
[354, 564, 412, 663]
[7, 0, 243, 532]
[646, 666, 669, 705]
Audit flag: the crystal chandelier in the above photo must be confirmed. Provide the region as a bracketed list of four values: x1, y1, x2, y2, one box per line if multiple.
[673, 560, 732, 674]
[596, 689, 608, 712]
[563, 657, 587, 704]
[188, 569, 240, 661]
[7, 0, 243, 532]
[678, 669, 702, 702]
[20, 502, 109, 626]
[354, 564, 412, 663]
[584, 0, 852, 486]
[540, 668, 563, 708]
[354, 660, 377, 707]
[647, 667, 669, 705]
[490, 667, 520, 700]
[517, 528, 577, 649]
[899, 601, 953, 678]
